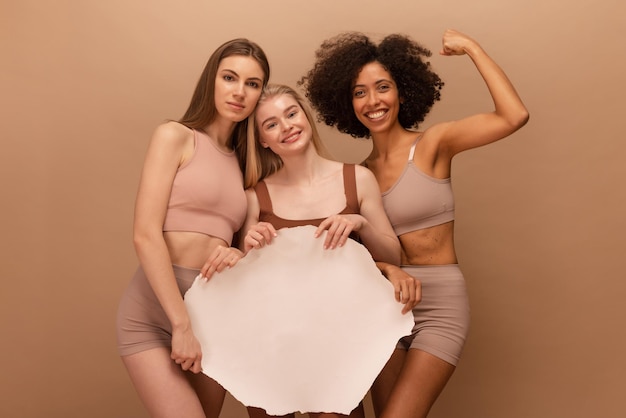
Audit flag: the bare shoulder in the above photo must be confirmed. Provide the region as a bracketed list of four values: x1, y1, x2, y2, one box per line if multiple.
[151, 121, 194, 147]
[353, 164, 381, 198]
[354, 163, 377, 183]
[420, 122, 451, 143]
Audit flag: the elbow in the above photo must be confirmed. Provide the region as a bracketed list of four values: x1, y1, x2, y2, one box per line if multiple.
[133, 226, 158, 254]
[380, 244, 401, 266]
[511, 108, 530, 130]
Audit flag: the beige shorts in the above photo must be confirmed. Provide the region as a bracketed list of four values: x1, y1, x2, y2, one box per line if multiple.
[116, 264, 198, 356]
[397, 264, 470, 366]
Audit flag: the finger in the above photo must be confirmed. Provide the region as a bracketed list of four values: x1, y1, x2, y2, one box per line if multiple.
[259, 227, 275, 246]
[324, 223, 341, 249]
[261, 223, 278, 241]
[178, 358, 191, 371]
[330, 227, 348, 249]
[414, 279, 422, 305]
[400, 281, 412, 304]
[190, 360, 202, 374]
[199, 260, 211, 279]
[314, 219, 331, 238]
[336, 227, 353, 248]
[203, 264, 217, 280]
[394, 282, 402, 302]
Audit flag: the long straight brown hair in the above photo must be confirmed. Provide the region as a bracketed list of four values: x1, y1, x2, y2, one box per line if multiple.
[179, 38, 270, 169]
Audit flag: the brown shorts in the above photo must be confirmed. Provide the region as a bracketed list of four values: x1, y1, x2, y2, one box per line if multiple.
[397, 264, 470, 366]
[116, 264, 199, 356]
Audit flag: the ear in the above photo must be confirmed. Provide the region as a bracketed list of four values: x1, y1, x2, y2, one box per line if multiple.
[260, 141, 269, 148]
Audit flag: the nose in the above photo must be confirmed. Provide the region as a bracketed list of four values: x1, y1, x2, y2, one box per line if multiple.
[366, 91, 380, 107]
[280, 118, 292, 132]
[233, 82, 245, 98]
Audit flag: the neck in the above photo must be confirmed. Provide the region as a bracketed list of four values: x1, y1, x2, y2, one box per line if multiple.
[368, 123, 413, 159]
[202, 117, 238, 150]
[275, 147, 329, 186]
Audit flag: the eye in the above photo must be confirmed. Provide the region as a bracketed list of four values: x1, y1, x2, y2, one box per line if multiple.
[378, 84, 390, 92]
[287, 110, 298, 118]
[223, 75, 234, 81]
[353, 89, 365, 98]
[264, 122, 277, 130]
[247, 80, 260, 88]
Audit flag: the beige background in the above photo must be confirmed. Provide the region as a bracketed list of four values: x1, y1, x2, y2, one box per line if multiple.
[1, 0, 624, 417]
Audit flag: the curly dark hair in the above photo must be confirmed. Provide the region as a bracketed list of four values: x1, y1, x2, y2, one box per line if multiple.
[299, 32, 444, 138]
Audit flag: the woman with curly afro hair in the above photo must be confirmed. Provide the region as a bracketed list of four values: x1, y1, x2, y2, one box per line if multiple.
[300, 29, 529, 418]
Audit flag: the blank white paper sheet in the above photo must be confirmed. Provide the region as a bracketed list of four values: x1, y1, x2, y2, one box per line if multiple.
[185, 225, 413, 415]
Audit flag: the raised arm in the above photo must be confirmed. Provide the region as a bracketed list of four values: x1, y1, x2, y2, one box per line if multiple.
[432, 29, 529, 159]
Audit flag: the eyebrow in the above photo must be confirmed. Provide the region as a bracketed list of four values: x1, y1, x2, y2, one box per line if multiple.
[353, 79, 393, 89]
[220, 68, 263, 83]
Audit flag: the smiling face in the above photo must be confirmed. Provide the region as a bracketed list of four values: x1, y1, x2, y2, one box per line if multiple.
[255, 94, 313, 156]
[214, 55, 265, 122]
[351, 61, 402, 135]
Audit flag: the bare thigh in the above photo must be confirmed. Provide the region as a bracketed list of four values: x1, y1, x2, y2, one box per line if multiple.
[187, 370, 227, 418]
[122, 347, 223, 418]
[371, 348, 455, 418]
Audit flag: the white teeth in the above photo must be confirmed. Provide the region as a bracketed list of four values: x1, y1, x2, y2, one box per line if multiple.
[283, 132, 299, 142]
[367, 110, 385, 119]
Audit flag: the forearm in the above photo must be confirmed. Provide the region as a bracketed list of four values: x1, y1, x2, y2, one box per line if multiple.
[134, 233, 192, 330]
[358, 223, 401, 265]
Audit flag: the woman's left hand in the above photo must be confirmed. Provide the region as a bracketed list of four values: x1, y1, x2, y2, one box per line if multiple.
[314, 214, 365, 250]
[199, 246, 244, 280]
[440, 29, 474, 56]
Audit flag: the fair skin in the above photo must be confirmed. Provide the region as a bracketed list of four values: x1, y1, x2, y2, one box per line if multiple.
[352, 30, 529, 418]
[122, 55, 265, 418]
[234, 93, 419, 418]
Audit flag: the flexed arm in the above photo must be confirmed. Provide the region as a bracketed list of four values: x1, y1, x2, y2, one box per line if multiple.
[434, 29, 529, 158]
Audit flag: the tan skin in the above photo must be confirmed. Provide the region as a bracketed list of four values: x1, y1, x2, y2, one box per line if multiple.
[351, 30, 529, 418]
[122, 55, 266, 418]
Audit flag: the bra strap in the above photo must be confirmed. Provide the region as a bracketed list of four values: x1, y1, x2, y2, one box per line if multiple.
[342, 164, 360, 213]
[253, 181, 274, 220]
[407, 134, 423, 161]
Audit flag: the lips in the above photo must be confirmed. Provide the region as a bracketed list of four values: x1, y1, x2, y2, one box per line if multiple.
[227, 101, 245, 111]
[281, 131, 301, 143]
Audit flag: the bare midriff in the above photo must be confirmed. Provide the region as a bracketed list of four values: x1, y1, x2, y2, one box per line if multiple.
[399, 221, 457, 266]
[164, 231, 229, 269]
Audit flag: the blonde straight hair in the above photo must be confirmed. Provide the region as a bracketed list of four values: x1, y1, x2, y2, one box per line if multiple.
[244, 84, 331, 188]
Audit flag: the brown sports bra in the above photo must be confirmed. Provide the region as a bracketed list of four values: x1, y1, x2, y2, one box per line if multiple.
[253, 163, 360, 229]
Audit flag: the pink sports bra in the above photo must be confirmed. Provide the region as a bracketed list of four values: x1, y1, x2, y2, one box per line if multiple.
[254, 164, 360, 229]
[381, 137, 455, 235]
[162, 129, 246, 244]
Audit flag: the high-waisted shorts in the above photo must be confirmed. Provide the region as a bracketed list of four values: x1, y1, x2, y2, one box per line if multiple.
[116, 264, 199, 357]
[397, 264, 470, 366]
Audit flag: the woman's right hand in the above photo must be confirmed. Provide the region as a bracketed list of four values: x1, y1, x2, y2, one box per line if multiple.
[243, 222, 277, 253]
[377, 263, 422, 314]
[170, 324, 203, 374]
